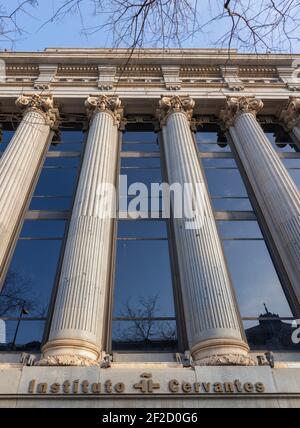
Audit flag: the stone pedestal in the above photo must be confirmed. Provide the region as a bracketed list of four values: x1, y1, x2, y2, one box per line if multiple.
[0, 94, 59, 290]
[157, 96, 252, 366]
[222, 96, 300, 304]
[39, 95, 123, 366]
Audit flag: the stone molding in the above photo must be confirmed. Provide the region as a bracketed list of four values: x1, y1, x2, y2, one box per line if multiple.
[280, 96, 300, 130]
[98, 66, 117, 90]
[277, 66, 300, 91]
[161, 66, 181, 90]
[15, 93, 60, 130]
[39, 338, 102, 366]
[220, 96, 264, 128]
[195, 354, 256, 367]
[34, 64, 58, 90]
[36, 355, 99, 367]
[221, 66, 244, 91]
[156, 95, 195, 126]
[191, 338, 254, 367]
[85, 95, 123, 125]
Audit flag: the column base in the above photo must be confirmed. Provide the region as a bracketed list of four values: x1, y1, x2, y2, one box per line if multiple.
[36, 355, 99, 367]
[191, 338, 256, 366]
[37, 338, 101, 367]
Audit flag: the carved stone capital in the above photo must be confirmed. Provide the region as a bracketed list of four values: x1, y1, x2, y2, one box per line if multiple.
[220, 96, 264, 128]
[280, 97, 300, 131]
[156, 95, 195, 126]
[194, 354, 256, 367]
[35, 355, 99, 367]
[16, 93, 60, 130]
[85, 95, 123, 126]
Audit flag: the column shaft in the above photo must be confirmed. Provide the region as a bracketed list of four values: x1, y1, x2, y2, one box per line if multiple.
[0, 94, 59, 290]
[223, 97, 300, 304]
[158, 96, 251, 366]
[40, 96, 122, 366]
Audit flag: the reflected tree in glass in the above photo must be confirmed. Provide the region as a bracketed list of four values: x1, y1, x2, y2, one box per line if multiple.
[114, 295, 176, 350]
[0, 269, 35, 317]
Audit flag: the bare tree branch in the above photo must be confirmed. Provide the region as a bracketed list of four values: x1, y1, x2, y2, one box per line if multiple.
[1, 1, 300, 53]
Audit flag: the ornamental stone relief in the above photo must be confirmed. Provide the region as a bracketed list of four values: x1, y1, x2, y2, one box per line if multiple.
[156, 95, 195, 125]
[220, 96, 264, 128]
[15, 93, 60, 130]
[280, 97, 300, 130]
[85, 95, 123, 125]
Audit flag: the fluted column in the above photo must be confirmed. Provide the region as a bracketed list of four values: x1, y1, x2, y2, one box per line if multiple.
[0, 94, 59, 290]
[157, 96, 252, 366]
[39, 95, 122, 366]
[221, 96, 300, 304]
[280, 97, 300, 143]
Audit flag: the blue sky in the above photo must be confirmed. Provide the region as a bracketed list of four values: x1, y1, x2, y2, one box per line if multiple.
[4, 0, 300, 52]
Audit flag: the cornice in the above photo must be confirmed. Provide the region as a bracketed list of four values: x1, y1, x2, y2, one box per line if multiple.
[1, 49, 299, 68]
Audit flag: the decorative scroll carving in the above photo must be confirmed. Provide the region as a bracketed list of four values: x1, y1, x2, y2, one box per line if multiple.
[36, 355, 99, 367]
[280, 97, 300, 130]
[16, 93, 60, 130]
[220, 96, 264, 128]
[156, 95, 195, 125]
[195, 354, 256, 367]
[85, 95, 123, 125]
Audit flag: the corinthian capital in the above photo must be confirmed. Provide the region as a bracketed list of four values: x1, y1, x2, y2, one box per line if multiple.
[16, 93, 60, 130]
[85, 95, 123, 125]
[156, 95, 195, 125]
[280, 97, 300, 130]
[220, 96, 264, 128]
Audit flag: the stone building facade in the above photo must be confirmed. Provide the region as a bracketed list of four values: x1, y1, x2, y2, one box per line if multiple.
[0, 48, 300, 407]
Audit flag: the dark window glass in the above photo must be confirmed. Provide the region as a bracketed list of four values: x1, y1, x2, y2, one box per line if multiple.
[244, 319, 300, 352]
[1, 240, 62, 317]
[205, 169, 249, 197]
[117, 220, 168, 239]
[217, 221, 263, 239]
[0, 129, 84, 351]
[20, 220, 66, 239]
[196, 129, 231, 152]
[223, 240, 292, 317]
[0, 130, 15, 152]
[113, 125, 177, 351]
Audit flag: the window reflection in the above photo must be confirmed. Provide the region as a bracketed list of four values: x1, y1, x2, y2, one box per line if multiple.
[223, 240, 292, 318]
[113, 124, 178, 351]
[244, 315, 300, 352]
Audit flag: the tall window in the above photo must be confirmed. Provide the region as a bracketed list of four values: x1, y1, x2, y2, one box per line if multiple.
[112, 123, 178, 352]
[196, 123, 299, 351]
[0, 127, 84, 351]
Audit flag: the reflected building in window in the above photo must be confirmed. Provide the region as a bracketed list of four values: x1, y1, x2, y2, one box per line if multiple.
[0, 48, 300, 407]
